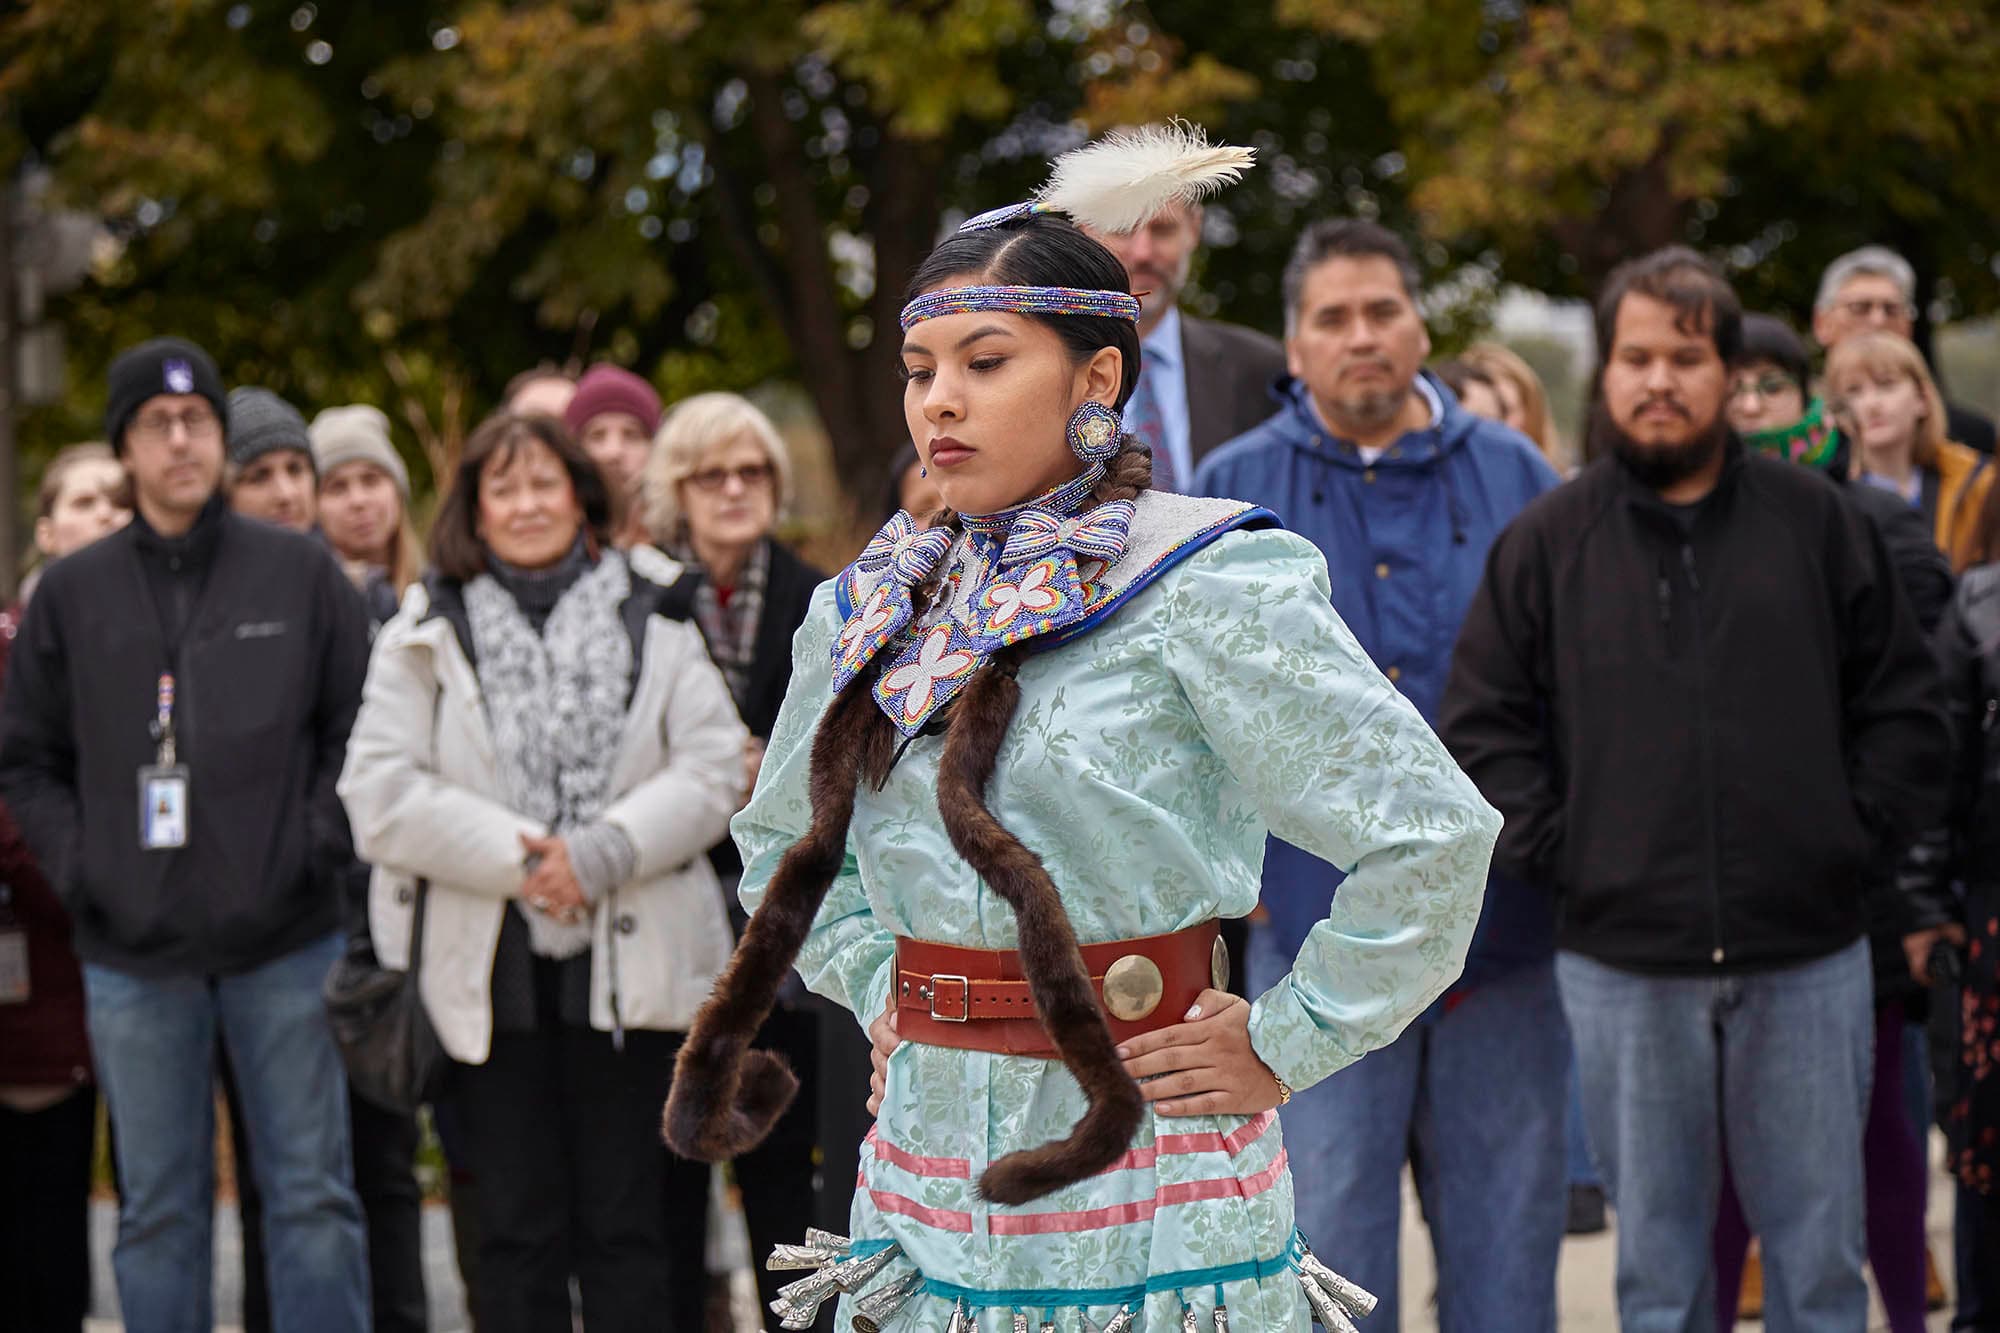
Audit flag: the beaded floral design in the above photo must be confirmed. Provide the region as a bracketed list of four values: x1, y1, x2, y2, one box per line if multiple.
[830, 513, 955, 697]
[834, 469, 1138, 736]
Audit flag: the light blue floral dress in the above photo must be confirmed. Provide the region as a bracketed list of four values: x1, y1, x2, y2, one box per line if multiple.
[736, 491, 1500, 1330]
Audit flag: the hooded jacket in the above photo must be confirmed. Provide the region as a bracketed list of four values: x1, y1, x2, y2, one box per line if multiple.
[1194, 372, 1560, 989]
[1441, 442, 1949, 973]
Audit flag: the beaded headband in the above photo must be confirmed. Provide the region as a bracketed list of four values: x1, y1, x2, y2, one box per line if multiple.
[900, 284, 1140, 331]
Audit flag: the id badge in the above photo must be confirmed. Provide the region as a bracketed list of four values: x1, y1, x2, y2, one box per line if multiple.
[138, 764, 191, 851]
[0, 929, 27, 1005]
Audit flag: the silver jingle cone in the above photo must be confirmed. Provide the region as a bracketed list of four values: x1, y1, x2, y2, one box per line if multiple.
[774, 1266, 844, 1319]
[1297, 1272, 1361, 1333]
[831, 1246, 902, 1293]
[1298, 1250, 1379, 1319]
[769, 1242, 837, 1272]
[770, 1294, 822, 1332]
[806, 1228, 853, 1252]
[1012, 1314, 1030, 1333]
[851, 1269, 925, 1332]
[1213, 1306, 1231, 1333]
[1101, 1310, 1137, 1333]
[1182, 1306, 1200, 1333]
[945, 1299, 971, 1333]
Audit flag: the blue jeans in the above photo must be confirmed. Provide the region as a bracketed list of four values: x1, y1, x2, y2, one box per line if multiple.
[1557, 941, 1874, 1333]
[1255, 928, 1567, 1333]
[84, 932, 368, 1333]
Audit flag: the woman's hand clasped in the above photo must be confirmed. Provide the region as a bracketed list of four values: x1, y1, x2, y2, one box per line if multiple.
[519, 832, 588, 925]
[1117, 989, 1287, 1118]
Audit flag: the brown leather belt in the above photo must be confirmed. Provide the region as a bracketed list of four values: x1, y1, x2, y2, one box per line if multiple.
[894, 922, 1226, 1058]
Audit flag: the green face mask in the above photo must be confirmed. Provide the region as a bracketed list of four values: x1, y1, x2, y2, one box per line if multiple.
[1742, 397, 1841, 471]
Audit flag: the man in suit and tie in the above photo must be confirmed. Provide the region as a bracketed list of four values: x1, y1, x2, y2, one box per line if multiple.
[1081, 182, 1287, 492]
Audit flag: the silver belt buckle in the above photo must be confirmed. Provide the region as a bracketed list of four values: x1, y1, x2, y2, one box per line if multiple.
[927, 973, 971, 1022]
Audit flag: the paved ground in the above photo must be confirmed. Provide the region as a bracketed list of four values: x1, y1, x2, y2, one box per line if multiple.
[83, 1154, 1963, 1331]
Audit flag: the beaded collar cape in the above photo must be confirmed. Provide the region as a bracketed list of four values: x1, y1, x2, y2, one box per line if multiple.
[835, 480, 1278, 736]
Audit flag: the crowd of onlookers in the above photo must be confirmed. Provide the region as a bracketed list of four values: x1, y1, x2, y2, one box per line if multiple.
[0, 348, 868, 1333]
[1, 174, 1998, 1333]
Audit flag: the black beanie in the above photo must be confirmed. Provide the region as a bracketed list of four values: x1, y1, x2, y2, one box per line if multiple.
[104, 337, 228, 454]
[225, 387, 315, 470]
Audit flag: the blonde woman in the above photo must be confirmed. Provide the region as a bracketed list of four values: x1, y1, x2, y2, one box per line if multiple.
[642, 392, 820, 746]
[639, 392, 855, 1317]
[1464, 340, 1563, 465]
[1827, 331, 1993, 569]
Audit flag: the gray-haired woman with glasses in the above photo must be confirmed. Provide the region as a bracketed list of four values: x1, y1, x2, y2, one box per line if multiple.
[639, 391, 868, 1319]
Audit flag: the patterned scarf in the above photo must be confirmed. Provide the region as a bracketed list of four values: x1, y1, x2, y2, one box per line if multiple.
[832, 467, 1136, 736]
[1742, 397, 1841, 471]
[678, 537, 769, 715]
[464, 548, 633, 958]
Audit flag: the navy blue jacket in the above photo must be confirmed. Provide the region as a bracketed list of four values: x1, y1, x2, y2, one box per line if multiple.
[1195, 372, 1560, 994]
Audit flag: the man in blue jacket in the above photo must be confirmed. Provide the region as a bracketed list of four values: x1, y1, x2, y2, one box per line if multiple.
[1195, 219, 1562, 1333]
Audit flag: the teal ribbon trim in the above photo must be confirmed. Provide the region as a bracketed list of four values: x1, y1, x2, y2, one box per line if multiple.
[908, 1235, 1302, 1310]
[847, 1238, 898, 1258]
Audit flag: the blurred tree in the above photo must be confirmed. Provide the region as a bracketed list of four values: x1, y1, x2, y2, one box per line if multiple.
[10, 0, 1998, 534]
[1, 0, 1272, 519]
[1280, 0, 2000, 344]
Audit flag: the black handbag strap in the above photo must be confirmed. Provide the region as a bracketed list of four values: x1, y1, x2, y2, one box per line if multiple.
[407, 878, 429, 979]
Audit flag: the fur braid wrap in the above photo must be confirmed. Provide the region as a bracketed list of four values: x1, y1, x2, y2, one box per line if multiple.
[662, 679, 879, 1161]
[934, 650, 1145, 1205]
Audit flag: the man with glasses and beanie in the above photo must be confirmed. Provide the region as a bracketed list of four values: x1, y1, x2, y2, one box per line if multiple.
[0, 337, 373, 1333]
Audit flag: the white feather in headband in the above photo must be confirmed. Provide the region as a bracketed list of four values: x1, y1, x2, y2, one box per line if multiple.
[1034, 121, 1256, 234]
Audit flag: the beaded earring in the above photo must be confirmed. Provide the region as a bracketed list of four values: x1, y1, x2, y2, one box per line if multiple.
[1067, 401, 1123, 463]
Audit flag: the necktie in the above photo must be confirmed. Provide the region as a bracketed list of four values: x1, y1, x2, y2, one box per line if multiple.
[1124, 361, 1177, 493]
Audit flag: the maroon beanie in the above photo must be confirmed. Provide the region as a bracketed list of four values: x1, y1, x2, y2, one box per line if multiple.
[563, 365, 662, 438]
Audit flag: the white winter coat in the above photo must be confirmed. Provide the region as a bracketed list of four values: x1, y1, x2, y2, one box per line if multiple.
[337, 565, 747, 1064]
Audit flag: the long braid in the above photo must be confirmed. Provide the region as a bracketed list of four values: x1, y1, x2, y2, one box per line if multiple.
[663, 674, 885, 1160]
[934, 643, 1146, 1203]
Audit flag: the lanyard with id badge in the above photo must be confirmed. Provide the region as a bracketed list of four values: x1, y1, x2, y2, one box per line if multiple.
[141, 671, 190, 851]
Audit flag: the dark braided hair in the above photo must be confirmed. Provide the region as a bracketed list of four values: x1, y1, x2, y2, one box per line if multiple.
[667, 213, 1156, 1204]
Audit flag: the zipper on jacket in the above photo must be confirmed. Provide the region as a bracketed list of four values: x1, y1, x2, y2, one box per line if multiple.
[1655, 557, 1674, 656]
[1682, 543, 1726, 966]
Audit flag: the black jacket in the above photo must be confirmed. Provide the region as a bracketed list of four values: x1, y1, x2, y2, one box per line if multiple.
[1182, 314, 1287, 470]
[1906, 564, 2000, 918]
[1836, 478, 1954, 1008]
[1441, 443, 1949, 974]
[703, 538, 823, 889]
[0, 498, 370, 976]
[734, 539, 826, 742]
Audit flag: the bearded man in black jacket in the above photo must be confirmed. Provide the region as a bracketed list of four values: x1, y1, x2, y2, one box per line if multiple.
[1441, 249, 1949, 1333]
[0, 338, 371, 1333]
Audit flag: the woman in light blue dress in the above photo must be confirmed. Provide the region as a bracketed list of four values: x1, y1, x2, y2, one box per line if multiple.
[667, 127, 1499, 1331]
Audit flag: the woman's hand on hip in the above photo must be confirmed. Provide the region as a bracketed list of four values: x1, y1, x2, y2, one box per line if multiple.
[866, 991, 901, 1117]
[1117, 989, 1286, 1117]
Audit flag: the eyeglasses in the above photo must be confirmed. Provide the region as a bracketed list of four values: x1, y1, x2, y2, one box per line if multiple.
[130, 406, 222, 445]
[1837, 298, 1914, 322]
[686, 462, 774, 492]
[1729, 373, 1797, 401]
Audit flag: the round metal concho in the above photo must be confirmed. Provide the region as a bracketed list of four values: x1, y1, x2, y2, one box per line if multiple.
[1103, 953, 1165, 1022]
[1211, 935, 1231, 992]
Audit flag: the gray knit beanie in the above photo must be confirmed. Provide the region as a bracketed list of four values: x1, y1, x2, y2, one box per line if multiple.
[226, 387, 315, 470]
[309, 404, 410, 500]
